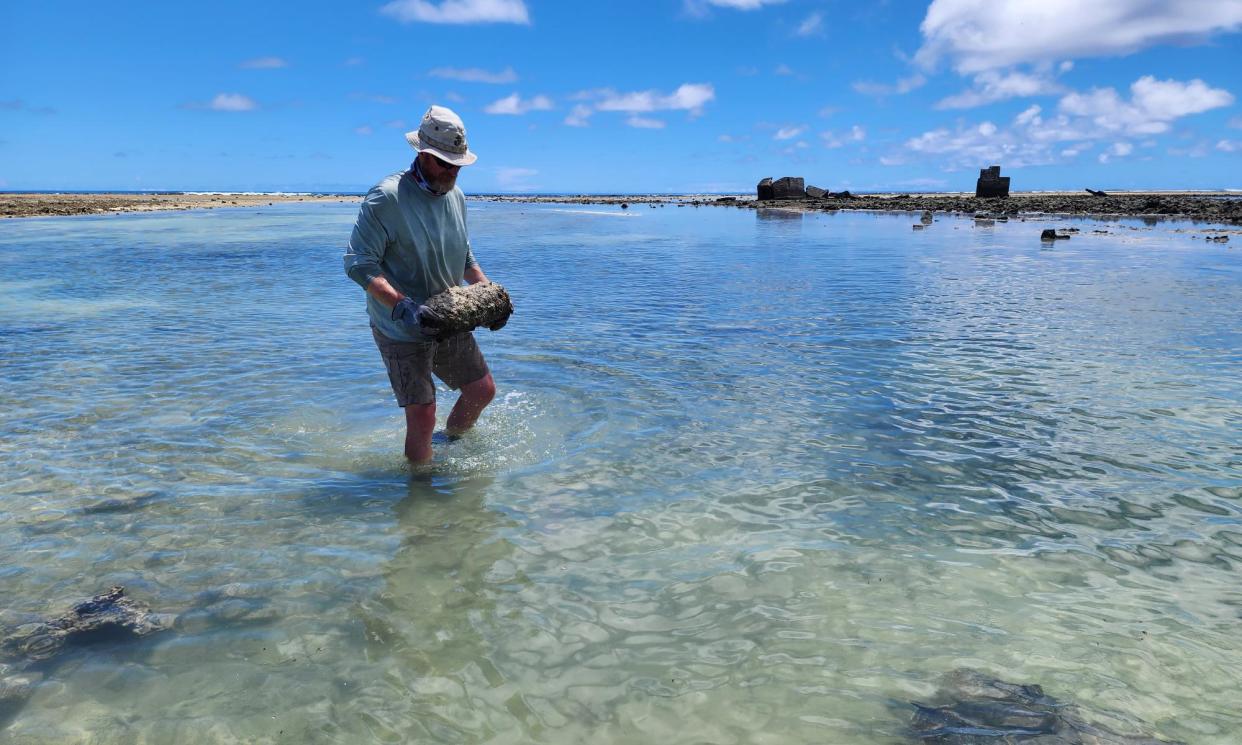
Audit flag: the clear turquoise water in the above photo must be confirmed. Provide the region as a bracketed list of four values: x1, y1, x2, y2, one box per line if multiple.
[1, 203, 1240, 743]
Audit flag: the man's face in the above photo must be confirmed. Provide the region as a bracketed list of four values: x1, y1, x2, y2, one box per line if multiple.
[419, 152, 461, 192]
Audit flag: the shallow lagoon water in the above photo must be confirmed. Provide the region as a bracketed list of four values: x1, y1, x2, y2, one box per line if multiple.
[1, 202, 1240, 743]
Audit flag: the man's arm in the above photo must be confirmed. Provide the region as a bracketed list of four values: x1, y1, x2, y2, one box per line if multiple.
[344, 187, 390, 290]
[365, 275, 404, 309]
[464, 265, 489, 285]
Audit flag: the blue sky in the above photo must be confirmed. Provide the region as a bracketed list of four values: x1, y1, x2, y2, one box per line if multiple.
[2, 0, 1241, 193]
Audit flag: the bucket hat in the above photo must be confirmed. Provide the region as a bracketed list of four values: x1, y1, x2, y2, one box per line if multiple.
[405, 105, 478, 166]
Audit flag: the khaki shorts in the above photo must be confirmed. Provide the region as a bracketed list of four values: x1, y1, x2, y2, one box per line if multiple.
[371, 327, 490, 407]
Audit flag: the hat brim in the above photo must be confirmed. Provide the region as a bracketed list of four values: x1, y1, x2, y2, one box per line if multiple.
[405, 131, 478, 166]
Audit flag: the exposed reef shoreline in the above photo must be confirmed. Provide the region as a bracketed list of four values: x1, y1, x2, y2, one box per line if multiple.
[0, 192, 354, 218]
[3, 191, 1239, 224]
[477, 192, 1242, 224]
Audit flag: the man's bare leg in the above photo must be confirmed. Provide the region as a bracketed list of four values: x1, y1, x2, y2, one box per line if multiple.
[404, 403, 437, 463]
[446, 373, 496, 437]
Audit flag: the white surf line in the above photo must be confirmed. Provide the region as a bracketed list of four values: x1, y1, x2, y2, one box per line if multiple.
[541, 208, 639, 217]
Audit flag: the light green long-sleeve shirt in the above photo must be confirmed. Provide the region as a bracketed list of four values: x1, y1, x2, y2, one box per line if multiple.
[343, 170, 479, 341]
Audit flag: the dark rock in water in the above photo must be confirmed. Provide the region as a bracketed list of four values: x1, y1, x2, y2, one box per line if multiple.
[1041, 229, 1071, 241]
[909, 670, 1178, 744]
[828, 190, 855, 199]
[755, 176, 806, 200]
[1207, 234, 1229, 243]
[0, 587, 171, 664]
[620, 202, 628, 209]
[975, 165, 1011, 198]
[421, 281, 514, 335]
[806, 185, 827, 199]
[771, 176, 806, 200]
[920, 211, 934, 224]
[1086, 188, 1109, 197]
[1, 587, 174, 724]
[913, 224, 925, 230]
[715, 196, 736, 203]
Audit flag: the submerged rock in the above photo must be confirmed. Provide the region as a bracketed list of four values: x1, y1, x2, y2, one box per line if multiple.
[0, 587, 171, 664]
[421, 281, 514, 335]
[1041, 229, 1071, 241]
[909, 670, 1177, 744]
[1, 587, 173, 721]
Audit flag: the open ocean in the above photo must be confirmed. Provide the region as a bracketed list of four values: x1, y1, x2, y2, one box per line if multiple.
[1, 201, 1240, 743]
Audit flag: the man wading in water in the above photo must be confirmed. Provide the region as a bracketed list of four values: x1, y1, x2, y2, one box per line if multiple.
[344, 105, 508, 463]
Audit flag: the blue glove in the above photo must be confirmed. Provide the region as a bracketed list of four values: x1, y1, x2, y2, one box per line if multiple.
[391, 297, 448, 341]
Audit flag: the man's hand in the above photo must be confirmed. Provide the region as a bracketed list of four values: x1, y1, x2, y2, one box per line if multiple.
[392, 297, 450, 340]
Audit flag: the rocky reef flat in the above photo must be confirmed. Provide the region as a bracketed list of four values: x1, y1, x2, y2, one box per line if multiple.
[0, 192, 355, 218]
[6, 190, 1238, 225]
[477, 191, 1242, 224]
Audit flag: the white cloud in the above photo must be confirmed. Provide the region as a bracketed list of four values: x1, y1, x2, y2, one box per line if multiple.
[626, 116, 666, 129]
[209, 93, 257, 111]
[496, 167, 538, 190]
[567, 83, 714, 127]
[821, 125, 866, 148]
[380, 0, 529, 24]
[691, 0, 785, 10]
[594, 83, 715, 115]
[564, 104, 592, 127]
[718, 134, 734, 142]
[385, 119, 408, 129]
[774, 125, 807, 140]
[917, 0, 1242, 72]
[796, 12, 824, 37]
[1218, 139, 1241, 153]
[240, 56, 288, 69]
[853, 73, 926, 97]
[899, 75, 1234, 169]
[774, 64, 795, 76]
[484, 93, 553, 115]
[355, 125, 374, 136]
[1060, 143, 1093, 158]
[428, 66, 518, 84]
[1059, 76, 1234, 135]
[936, 69, 1063, 109]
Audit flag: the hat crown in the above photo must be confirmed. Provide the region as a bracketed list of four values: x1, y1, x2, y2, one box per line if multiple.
[419, 105, 468, 155]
